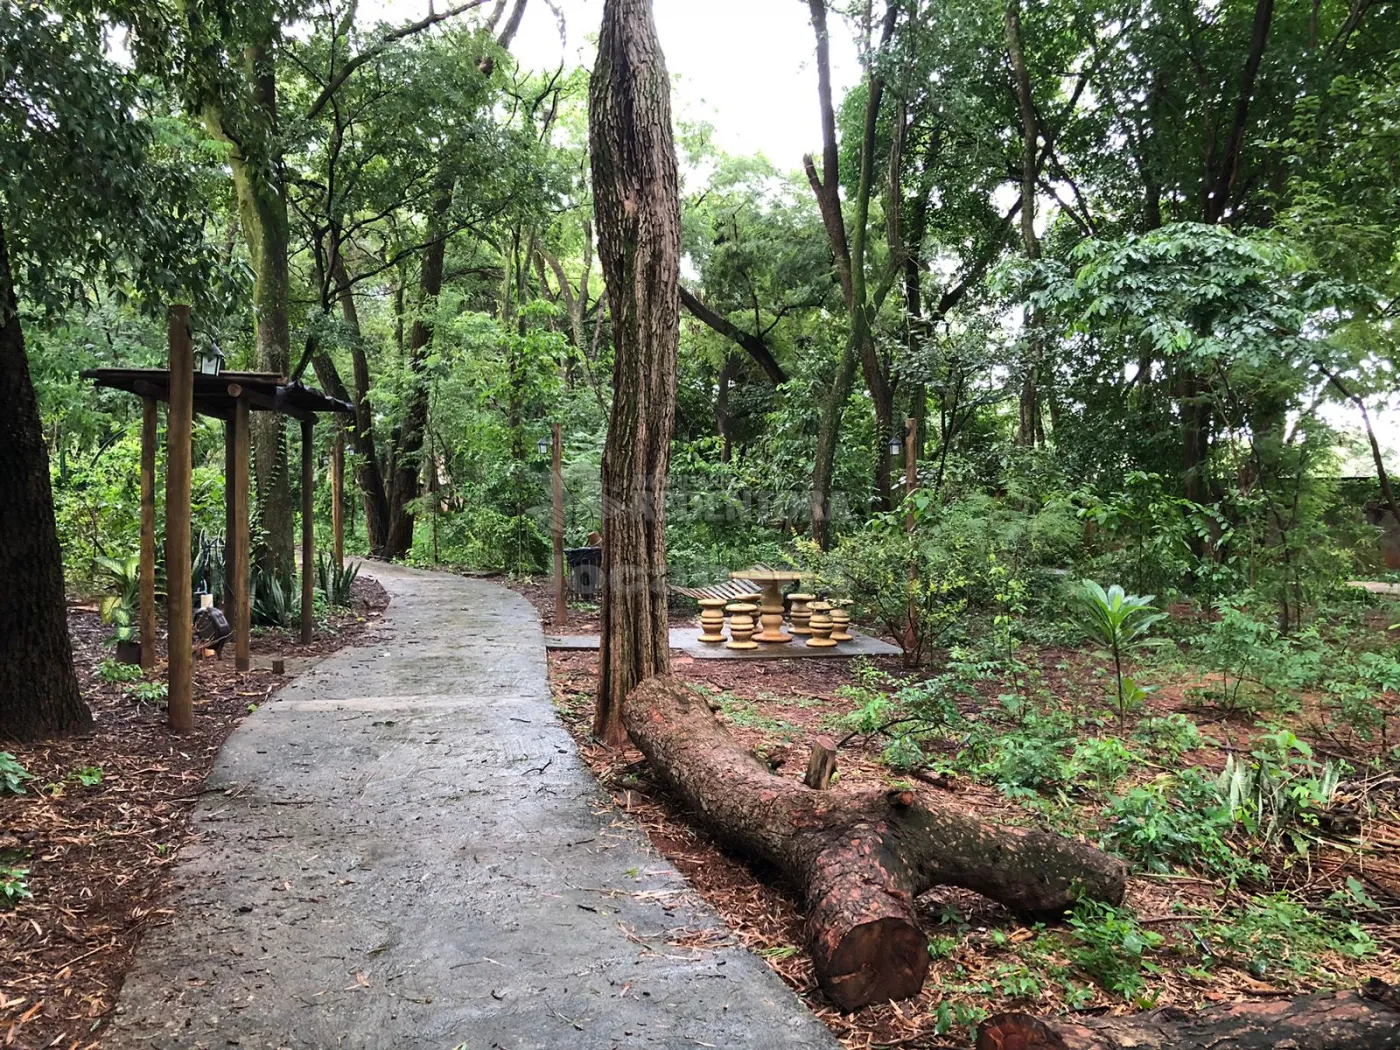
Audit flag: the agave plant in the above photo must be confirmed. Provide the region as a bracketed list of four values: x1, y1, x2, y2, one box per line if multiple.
[315, 553, 361, 608]
[1076, 580, 1166, 725]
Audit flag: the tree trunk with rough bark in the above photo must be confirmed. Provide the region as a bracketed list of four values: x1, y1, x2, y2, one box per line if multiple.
[976, 980, 1400, 1050]
[211, 34, 295, 575]
[383, 164, 454, 559]
[588, 0, 682, 747]
[0, 214, 91, 741]
[624, 677, 1128, 1012]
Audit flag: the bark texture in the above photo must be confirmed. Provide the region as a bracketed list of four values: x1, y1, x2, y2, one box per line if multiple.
[976, 980, 1400, 1050]
[624, 677, 1127, 1011]
[383, 164, 454, 558]
[588, 0, 682, 747]
[0, 214, 91, 741]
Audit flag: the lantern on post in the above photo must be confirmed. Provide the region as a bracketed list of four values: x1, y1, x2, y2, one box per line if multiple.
[196, 338, 225, 376]
[536, 434, 551, 457]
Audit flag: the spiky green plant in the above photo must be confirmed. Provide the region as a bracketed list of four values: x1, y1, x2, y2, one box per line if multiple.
[1077, 580, 1166, 725]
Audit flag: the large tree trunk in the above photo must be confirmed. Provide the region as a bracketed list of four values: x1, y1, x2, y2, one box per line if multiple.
[976, 980, 1400, 1050]
[217, 34, 295, 575]
[588, 0, 682, 747]
[0, 214, 91, 741]
[624, 677, 1127, 1012]
[382, 165, 454, 559]
[322, 248, 394, 553]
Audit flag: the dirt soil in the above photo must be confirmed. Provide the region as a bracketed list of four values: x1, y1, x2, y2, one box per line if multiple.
[0, 577, 388, 1050]
[546, 644, 1400, 1049]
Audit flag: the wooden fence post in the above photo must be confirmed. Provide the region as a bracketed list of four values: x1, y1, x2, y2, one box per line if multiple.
[301, 419, 315, 644]
[552, 423, 567, 626]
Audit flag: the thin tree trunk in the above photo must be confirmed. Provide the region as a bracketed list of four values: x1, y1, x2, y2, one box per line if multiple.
[589, 0, 682, 747]
[1006, 0, 1045, 447]
[717, 355, 733, 463]
[0, 214, 91, 741]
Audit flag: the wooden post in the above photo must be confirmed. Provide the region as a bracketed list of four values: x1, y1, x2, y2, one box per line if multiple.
[231, 397, 251, 672]
[139, 397, 158, 671]
[904, 416, 918, 662]
[165, 306, 194, 732]
[552, 422, 567, 626]
[222, 418, 234, 610]
[301, 419, 315, 645]
[331, 429, 344, 569]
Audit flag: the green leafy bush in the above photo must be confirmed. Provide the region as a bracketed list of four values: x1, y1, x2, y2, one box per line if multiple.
[97, 658, 144, 684]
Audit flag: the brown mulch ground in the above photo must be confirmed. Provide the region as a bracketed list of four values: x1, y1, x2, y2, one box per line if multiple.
[545, 643, 1400, 1049]
[0, 578, 388, 1050]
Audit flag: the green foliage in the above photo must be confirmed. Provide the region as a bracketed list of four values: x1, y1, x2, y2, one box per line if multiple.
[1132, 715, 1203, 760]
[97, 658, 145, 684]
[1215, 731, 1343, 853]
[1103, 773, 1256, 879]
[1, 867, 31, 907]
[1066, 901, 1163, 1004]
[1075, 581, 1165, 724]
[315, 554, 360, 608]
[125, 681, 168, 706]
[0, 753, 33, 796]
[70, 766, 103, 788]
[1072, 737, 1138, 792]
[1199, 895, 1377, 979]
[252, 568, 295, 629]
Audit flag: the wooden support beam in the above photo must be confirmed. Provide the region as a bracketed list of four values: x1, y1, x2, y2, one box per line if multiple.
[231, 397, 251, 671]
[552, 423, 567, 626]
[165, 306, 194, 732]
[139, 398, 158, 671]
[331, 430, 345, 569]
[301, 419, 315, 645]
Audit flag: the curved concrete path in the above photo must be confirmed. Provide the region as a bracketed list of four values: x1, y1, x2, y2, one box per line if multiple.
[108, 563, 837, 1050]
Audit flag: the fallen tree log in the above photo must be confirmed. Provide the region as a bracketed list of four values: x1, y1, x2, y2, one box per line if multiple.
[976, 980, 1400, 1050]
[623, 676, 1127, 1011]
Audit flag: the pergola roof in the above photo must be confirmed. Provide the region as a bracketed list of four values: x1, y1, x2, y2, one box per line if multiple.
[81, 368, 353, 423]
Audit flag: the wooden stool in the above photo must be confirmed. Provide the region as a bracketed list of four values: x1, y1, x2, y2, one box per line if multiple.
[807, 602, 837, 647]
[725, 603, 759, 650]
[698, 597, 728, 643]
[787, 593, 815, 635]
[829, 606, 853, 641]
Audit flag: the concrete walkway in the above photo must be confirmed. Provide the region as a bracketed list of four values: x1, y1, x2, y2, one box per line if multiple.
[109, 563, 837, 1050]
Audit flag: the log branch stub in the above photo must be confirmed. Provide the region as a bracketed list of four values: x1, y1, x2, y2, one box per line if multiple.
[976, 979, 1400, 1050]
[804, 737, 838, 790]
[622, 676, 1127, 1011]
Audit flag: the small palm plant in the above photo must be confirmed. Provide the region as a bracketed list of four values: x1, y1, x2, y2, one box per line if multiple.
[1076, 580, 1166, 725]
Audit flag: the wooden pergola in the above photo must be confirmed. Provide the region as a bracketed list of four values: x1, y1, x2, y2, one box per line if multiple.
[82, 306, 353, 732]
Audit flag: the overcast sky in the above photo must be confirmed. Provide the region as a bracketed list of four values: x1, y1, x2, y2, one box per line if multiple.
[377, 0, 864, 174]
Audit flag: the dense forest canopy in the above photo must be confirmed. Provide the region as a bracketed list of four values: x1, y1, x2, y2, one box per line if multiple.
[1, 0, 1397, 625]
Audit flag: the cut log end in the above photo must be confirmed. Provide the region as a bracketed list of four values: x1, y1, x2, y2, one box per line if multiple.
[819, 914, 929, 1012]
[977, 1015, 1070, 1050]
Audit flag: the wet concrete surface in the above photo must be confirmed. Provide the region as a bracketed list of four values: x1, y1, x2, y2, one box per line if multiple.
[108, 562, 838, 1050]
